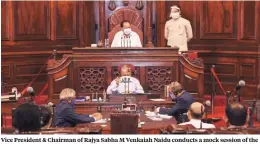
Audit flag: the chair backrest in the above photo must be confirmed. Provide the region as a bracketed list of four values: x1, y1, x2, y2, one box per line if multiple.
[108, 7, 143, 45]
[110, 113, 139, 134]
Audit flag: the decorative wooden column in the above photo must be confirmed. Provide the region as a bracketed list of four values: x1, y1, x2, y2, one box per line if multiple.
[156, 1, 166, 47]
[99, 1, 105, 41]
[145, 1, 154, 47]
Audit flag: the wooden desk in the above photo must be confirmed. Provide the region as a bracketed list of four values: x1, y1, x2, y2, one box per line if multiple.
[74, 98, 174, 114]
[47, 47, 204, 101]
[76, 113, 176, 134]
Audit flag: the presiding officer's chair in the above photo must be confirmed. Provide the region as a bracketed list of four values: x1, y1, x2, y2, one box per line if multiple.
[108, 7, 144, 46]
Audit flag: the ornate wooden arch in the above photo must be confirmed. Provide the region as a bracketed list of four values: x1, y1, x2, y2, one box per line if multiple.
[108, 7, 144, 45]
[108, 7, 143, 31]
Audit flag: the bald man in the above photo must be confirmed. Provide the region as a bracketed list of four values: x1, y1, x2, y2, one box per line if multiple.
[179, 102, 215, 129]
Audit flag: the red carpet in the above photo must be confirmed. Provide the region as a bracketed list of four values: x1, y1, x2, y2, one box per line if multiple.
[204, 95, 260, 128]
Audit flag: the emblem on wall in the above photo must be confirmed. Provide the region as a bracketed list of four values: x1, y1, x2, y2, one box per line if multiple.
[135, 1, 144, 10]
[108, 0, 117, 11]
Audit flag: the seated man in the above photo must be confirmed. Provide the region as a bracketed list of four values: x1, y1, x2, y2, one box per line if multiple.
[107, 64, 144, 94]
[111, 20, 142, 47]
[54, 88, 102, 127]
[225, 102, 248, 128]
[179, 102, 215, 129]
[12, 103, 42, 133]
[155, 81, 194, 123]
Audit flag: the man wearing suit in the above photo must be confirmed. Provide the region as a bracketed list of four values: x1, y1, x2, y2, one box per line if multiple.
[54, 88, 102, 127]
[155, 81, 194, 123]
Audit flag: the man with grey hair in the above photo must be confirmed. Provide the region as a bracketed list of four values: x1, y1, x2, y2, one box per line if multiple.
[165, 5, 193, 54]
[54, 88, 102, 127]
[155, 81, 194, 123]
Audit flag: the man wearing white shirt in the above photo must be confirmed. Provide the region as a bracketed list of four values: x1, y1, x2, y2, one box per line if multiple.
[111, 20, 142, 47]
[179, 102, 215, 129]
[165, 5, 193, 54]
[107, 65, 144, 94]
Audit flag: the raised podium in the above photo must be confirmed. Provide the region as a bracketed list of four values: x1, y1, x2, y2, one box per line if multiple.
[47, 47, 204, 102]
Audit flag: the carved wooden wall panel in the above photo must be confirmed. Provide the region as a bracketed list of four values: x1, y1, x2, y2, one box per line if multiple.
[146, 67, 173, 92]
[54, 76, 69, 96]
[240, 1, 256, 40]
[1, 1, 9, 41]
[200, 1, 237, 39]
[183, 76, 198, 94]
[14, 63, 47, 84]
[79, 68, 106, 93]
[12, 1, 50, 40]
[200, 52, 258, 100]
[54, 1, 77, 39]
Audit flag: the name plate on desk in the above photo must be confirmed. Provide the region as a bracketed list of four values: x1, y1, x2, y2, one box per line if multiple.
[108, 94, 148, 103]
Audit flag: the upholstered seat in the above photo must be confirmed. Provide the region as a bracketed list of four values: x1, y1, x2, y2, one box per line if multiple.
[110, 113, 139, 134]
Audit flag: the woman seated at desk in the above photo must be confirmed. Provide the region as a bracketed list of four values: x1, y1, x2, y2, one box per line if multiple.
[107, 64, 144, 94]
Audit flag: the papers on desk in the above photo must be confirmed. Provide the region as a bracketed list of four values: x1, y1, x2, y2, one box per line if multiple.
[145, 112, 156, 117]
[91, 119, 107, 123]
[158, 114, 172, 119]
[147, 117, 162, 121]
[145, 111, 172, 120]
[149, 99, 166, 102]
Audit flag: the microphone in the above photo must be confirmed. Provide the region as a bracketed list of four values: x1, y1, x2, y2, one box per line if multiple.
[124, 77, 127, 94]
[248, 100, 257, 128]
[123, 35, 126, 47]
[129, 35, 131, 47]
[27, 87, 35, 97]
[27, 87, 35, 102]
[204, 100, 211, 107]
[53, 49, 56, 60]
[226, 91, 231, 107]
[204, 100, 211, 121]
[126, 36, 128, 47]
[121, 36, 123, 47]
[235, 80, 245, 102]
[200, 105, 203, 129]
[236, 80, 245, 90]
[127, 78, 130, 94]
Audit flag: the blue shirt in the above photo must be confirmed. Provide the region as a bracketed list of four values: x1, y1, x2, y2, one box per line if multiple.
[53, 100, 95, 127]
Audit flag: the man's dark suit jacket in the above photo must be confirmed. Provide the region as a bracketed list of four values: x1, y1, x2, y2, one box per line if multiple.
[159, 91, 194, 122]
[53, 100, 95, 127]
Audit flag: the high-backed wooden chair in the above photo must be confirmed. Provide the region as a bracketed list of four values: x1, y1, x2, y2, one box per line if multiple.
[108, 8, 144, 45]
[110, 113, 139, 134]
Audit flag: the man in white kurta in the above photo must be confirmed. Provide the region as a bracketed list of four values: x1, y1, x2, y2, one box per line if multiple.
[107, 65, 144, 94]
[111, 20, 142, 47]
[165, 5, 193, 54]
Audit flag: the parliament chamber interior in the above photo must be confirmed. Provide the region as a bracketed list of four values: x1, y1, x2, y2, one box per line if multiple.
[1, 0, 260, 134]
